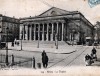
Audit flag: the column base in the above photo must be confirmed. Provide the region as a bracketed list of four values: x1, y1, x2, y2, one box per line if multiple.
[51, 34, 53, 41]
[46, 34, 48, 41]
[42, 34, 44, 41]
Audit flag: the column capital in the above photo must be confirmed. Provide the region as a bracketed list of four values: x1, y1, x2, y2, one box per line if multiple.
[36, 23, 40, 25]
[46, 23, 49, 25]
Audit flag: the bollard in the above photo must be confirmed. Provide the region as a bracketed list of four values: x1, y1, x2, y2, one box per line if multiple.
[32, 57, 35, 69]
[37, 63, 41, 69]
[11, 54, 14, 66]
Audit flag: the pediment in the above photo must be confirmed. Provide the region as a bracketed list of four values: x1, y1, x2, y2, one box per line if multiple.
[38, 7, 70, 17]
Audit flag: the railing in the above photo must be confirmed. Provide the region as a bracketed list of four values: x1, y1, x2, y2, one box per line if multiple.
[0, 54, 35, 68]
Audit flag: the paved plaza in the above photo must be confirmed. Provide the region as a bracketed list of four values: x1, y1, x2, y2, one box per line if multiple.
[0, 41, 100, 69]
[8, 41, 80, 53]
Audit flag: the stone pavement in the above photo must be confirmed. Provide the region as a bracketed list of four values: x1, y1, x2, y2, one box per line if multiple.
[8, 42, 83, 54]
[1, 43, 100, 69]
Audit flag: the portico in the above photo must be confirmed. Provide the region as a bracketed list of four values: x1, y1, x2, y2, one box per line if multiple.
[20, 20, 65, 41]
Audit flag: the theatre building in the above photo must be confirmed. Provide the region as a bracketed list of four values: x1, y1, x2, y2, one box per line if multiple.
[20, 7, 94, 44]
[0, 14, 20, 42]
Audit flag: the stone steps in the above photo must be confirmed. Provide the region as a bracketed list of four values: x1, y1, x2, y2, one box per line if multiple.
[17, 41, 69, 48]
[21, 41, 68, 44]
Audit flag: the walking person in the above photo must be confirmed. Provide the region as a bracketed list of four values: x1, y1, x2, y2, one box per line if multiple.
[41, 50, 49, 68]
[92, 47, 97, 55]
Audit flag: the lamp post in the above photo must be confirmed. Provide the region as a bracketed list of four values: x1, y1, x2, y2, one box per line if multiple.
[54, 30, 56, 46]
[72, 29, 75, 46]
[55, 33, 58, 49]
[21, 37, 22, 50]
[5, 27, 9, 66]
[37, 37, 39, 48]
[20, 31, 23, 51]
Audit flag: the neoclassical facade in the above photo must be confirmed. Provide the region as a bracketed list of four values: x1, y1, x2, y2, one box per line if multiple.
[20, 7, 94, 44]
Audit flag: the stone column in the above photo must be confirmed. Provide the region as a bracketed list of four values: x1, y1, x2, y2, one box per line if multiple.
[20, 24, 23, 39]
[30, 25, 32, 40]
[38, 24, 40, 40]
[62, 23, 64, 41]
[47, 23, 49, 41]
[25, 25, 28, 40]
[51, 23, 54, 41]
[23, 25, 25, 40]
[42, 24, 44, 41]
[57, 22, 58, 34]
[34, 24, 36, 41]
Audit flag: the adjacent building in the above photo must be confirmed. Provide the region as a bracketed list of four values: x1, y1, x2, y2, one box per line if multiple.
[20, 7, 94, 44]
[0, 14, 20, 42]
[94, 21, 100, 44]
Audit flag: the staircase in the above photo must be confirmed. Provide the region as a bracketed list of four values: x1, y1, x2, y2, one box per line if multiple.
[21, 40, 69, 48]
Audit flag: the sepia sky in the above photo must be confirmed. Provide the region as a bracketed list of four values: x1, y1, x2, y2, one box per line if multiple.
[0, 0, 100, 24]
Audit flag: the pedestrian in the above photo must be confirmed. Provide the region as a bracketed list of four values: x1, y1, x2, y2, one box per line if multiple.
[14, 38, 17, 45]
[85, 54, 93, 66]
[11, 42, 14, 47]
[91, 47, 97, 60]
[11, 54, 14, 66]
[41, 51, 49, 68]
[91, 47, 97, 54]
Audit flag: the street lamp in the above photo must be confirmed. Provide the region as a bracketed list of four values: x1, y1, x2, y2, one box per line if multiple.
[37, 37, 39, 48]
[55, 33, 58, 49]
[5, 27, 9, 66]
[54, 30, 56, 46]
[21, 37, 22, 50]
[20, 33, 23, 50]
[72, 29, 75, 46]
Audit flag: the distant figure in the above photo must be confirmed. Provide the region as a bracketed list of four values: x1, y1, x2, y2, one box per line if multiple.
[11, 54, 14, 66]
[41, 50, 49, 68]
[91, 47, 97, 60]
[91, 47, 97, 54]
[11, 42, 14, 47]
[14, 38, 17, 45]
